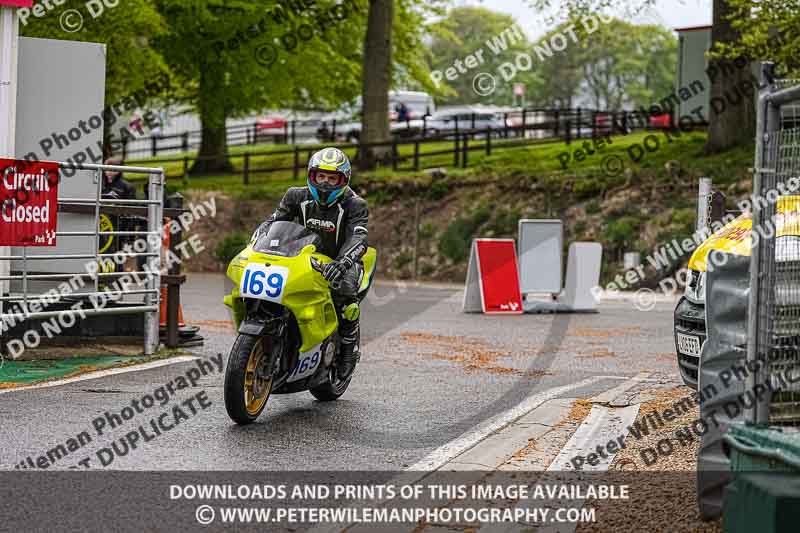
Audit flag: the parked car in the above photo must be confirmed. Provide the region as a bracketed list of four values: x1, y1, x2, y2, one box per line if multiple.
[338, 91, 436, 142]
[425, 109, 506, 138]
[675, 197, 800, 389]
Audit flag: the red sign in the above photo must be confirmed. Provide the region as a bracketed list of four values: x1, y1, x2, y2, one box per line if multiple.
[0, 1, 34, 7]
[0, 159, 59, 246]
[473, 239, 523, 314]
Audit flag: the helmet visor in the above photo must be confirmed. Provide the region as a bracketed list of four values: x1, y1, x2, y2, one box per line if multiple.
[310, 169, 347, 188]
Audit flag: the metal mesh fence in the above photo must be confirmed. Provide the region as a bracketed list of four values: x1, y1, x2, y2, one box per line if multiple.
[749, 74, 800, 426]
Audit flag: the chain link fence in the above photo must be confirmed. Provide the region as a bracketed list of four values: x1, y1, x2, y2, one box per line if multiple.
[747, 68, 800, 426]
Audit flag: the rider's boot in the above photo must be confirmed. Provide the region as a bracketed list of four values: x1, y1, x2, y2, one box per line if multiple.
[337, 303, 361, 378]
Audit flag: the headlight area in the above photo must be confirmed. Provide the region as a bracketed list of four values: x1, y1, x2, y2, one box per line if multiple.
[683, 269, 706, 305]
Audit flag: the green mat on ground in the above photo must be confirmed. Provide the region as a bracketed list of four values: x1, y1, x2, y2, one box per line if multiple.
[0, 357, 138, 385]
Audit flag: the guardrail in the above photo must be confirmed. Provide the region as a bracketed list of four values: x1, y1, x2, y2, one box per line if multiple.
[0, 162, 164, 356]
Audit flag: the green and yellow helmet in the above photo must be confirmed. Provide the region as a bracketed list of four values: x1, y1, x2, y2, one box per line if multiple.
[307, 147, 352, 207]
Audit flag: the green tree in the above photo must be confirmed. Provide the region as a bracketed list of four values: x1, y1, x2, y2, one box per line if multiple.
[155, 0, 367, 174]
[705, 0, 756, 153]
[358, 0, 444, 170]
[719, 1, 800, 76]
[528, 0, 757, 153]
[519, 18, 675, 110]
[19, 0, 170, 156]
[427, 6, 542, 105]
[530, 22, 584, 108]
[576, 19, 677, 109]
[359, 0, 394, 170]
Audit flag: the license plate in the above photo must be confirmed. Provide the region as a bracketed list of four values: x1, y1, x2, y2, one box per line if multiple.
[677, 333, 702, 357]
[240, 264, 289, 304]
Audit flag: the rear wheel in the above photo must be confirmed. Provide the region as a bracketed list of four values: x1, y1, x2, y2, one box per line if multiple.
[309, 352, 355, 402]
[224, 335, 274, 425]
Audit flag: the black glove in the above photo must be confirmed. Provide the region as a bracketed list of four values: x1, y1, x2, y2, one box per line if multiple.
[322, 259, 351, 285]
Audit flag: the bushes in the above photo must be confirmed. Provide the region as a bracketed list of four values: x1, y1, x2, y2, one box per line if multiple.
[439, 206, 490, 262]
[655, 208, 696, 245]
[427, 180, 449, 201]
[573, 177, 604, 198]
[214, 231, 251, 264]
[484, 207, 521, 236]
[585, 199, 601, 214]
[606, 216, 640, 248]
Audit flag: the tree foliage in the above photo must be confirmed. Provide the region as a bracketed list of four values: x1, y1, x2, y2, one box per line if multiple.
[155, 0, 368, 173]
[719, 0, 800, 76]
[571, 19, 676, 109]
[527, 0, 763, 153]
[426, 8, 674, 109]
[427, 6, 542, 105]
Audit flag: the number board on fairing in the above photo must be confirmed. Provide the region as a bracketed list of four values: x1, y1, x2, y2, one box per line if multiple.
[287, 344, 322, 383]
[240, 264, 289, 303]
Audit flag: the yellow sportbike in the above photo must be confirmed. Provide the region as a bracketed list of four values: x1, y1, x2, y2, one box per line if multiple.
[222, 221, 376, 425]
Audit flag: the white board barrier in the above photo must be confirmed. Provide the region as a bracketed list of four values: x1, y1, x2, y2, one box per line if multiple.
[523, 241, 603, 313]
[559, 242, 603, 311]
[518, 219, 562, 295]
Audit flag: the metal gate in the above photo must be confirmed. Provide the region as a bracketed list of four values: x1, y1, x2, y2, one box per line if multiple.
[0, 162, 163, 356]
[747, 68, 800, 425]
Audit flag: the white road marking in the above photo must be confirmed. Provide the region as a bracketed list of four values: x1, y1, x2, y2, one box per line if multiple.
[0, 356, 199, 396]
[546, 404, 641, 471]
[498, 402, 641, 533]
[405, 376, 604, 473]
[546, 372, 645, 471]
[498, 374, 644, 533]
[594, 374, 673, 384]
[590, 371, 651, 404]
[308, 377, 610, 533]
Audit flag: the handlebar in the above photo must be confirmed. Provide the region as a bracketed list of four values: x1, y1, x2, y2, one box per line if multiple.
[310, 257, 342, 291]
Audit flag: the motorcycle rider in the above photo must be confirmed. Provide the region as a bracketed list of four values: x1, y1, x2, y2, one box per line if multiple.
[258, 147, 368, 378]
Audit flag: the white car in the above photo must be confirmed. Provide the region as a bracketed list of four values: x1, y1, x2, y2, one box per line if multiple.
[425, 110, 507, 138]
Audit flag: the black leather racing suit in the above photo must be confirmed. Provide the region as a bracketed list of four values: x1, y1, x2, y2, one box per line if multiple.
[261, 187, 369, 348]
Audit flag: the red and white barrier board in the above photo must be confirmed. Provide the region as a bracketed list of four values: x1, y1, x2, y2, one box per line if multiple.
[0, 159, 58, 246]
[0, 1, 33, 7]
[462, 239, 523, 314]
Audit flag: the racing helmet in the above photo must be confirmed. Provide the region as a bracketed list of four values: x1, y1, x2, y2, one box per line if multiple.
[307, 147, 351, 207]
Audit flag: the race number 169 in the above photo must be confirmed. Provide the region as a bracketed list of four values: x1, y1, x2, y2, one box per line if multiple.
[241, 265, 289, 303]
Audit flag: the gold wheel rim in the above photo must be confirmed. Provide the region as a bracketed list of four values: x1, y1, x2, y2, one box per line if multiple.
[244, 339, 272, 416]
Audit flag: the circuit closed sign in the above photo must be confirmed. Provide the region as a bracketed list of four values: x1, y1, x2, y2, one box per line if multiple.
[0, 159, 59, 246]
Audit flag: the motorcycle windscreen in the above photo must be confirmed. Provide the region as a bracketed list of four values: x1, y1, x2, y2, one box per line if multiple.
[254, 221, 323, 257]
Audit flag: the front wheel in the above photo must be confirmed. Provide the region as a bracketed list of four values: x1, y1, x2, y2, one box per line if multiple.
[224, 334, 274, 425]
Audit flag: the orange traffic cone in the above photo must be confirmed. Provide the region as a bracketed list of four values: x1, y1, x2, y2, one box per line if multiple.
[159, 286, 186, 328]
[160, 218, 186, 329]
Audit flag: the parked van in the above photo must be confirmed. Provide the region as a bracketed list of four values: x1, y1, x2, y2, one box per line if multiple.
[675, 196, 800, 389]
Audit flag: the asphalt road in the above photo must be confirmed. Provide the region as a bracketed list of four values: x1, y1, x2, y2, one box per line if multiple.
[0, 274, 682, 471]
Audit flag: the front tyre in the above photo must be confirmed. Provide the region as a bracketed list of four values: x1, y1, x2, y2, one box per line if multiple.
[224, 334, 273, 425]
